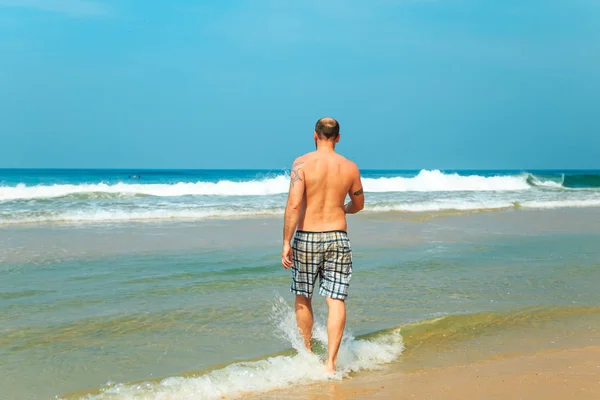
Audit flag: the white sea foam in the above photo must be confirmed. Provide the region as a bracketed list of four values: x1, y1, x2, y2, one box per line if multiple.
[0, 176, 291, 201]
[3, 197, 600, 226]
[520, 199, 600, 209]
[368, 200, 515, 212]
[369, 198, 600, 212]
[0, 170, 537, 201]
[70, 297, 403, 400]
[362, 170, 531, 192]
[0, 208, 284, 225]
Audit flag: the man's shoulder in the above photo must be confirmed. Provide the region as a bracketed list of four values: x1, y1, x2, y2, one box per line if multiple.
[293, 152, 316, 164]
[292, 152, 358, 171]
[338, 155, 359, 171]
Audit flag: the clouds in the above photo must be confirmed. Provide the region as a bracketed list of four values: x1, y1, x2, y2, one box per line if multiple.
[0, 0, 111, 17]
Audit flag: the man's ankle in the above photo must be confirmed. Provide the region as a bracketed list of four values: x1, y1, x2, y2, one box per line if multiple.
[324, 359, 336, 373]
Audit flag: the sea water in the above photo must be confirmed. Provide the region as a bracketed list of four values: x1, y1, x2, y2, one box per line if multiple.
[1, 169, 600, 225]
[1, 169, 600, 399]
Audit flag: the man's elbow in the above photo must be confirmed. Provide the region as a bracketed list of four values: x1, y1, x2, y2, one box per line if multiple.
[287, 200, 303, 211]
[354, 201, 365, 212]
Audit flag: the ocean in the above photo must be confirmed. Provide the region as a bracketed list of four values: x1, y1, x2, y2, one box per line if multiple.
[2, 169, 600, 399]
[1, 169, 600, 225]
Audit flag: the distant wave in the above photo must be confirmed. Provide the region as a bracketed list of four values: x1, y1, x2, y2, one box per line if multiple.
[0, 170, 558, 201]
[363, 170, 531, 192]
[526, 173, 600, 190]
[2, 170, 599, 226]
[525, 174, 564, 189]
[0, 176, 290, 201]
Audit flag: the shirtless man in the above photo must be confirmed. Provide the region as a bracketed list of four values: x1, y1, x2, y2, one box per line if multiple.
[281, 117, 364, 374]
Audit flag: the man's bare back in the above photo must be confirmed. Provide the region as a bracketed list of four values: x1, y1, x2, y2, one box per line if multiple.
[281, 117, 364, 374]
[293, 149, 363, 232]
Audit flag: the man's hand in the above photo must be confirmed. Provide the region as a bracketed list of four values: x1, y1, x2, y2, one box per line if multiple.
[282, 242, 293, 269]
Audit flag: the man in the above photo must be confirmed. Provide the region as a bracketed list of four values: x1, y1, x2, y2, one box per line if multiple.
[281, 117, 364, 374]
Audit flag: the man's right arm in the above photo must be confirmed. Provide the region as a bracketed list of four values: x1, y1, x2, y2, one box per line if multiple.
[344, 166, 364, 214]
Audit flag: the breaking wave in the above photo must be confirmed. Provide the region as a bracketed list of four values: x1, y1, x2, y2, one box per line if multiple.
[2, 170, 599, 225]
[0, 170, 557, 201]
[59, 304, 600, 400]
[60, 297, 404, 400]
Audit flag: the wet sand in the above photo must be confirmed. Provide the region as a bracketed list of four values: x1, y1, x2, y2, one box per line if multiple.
[247, 346, 600, 400]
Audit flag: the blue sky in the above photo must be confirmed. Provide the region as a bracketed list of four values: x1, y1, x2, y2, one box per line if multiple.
[1, 0, 599, 169]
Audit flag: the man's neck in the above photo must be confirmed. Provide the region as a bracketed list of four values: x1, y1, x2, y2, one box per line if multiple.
[315, 141, 336, 152]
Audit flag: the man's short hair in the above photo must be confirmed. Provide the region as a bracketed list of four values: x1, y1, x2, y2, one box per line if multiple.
[315, 117, 340, 140]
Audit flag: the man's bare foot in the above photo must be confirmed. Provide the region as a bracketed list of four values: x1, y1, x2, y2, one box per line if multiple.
[324, 361, 336, 374]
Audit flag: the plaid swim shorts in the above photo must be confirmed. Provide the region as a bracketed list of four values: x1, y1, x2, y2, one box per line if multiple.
[290, 230, 353, 300]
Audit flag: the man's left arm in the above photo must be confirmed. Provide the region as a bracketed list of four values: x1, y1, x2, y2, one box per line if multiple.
[282, 159, 305, 269]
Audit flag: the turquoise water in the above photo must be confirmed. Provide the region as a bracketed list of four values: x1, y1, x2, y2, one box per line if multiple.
[2, 207, 600, 399]
[2, 169, 600, 399]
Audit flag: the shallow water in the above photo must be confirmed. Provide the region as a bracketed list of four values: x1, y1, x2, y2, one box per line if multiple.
[2, 209, 600, 399]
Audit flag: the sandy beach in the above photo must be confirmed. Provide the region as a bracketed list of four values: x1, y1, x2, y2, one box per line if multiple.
[247, 346, 600, 400]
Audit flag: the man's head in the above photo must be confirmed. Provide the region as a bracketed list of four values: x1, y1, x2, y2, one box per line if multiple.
[314, 117, 340, 141]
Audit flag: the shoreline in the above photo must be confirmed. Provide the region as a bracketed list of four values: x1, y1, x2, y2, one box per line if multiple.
[242, 305, 600, 399]
[56, 305, 600, 399]
[246, 346, 600, 400]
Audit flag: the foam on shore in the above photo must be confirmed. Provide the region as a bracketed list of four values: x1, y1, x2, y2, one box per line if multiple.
[65, 297, 404, 400]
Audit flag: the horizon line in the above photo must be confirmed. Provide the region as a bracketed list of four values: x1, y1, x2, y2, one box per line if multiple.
[0, 167, 598, 172]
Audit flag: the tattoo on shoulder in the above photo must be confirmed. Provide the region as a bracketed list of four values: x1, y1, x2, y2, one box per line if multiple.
[290, 161, 304, 187]
[353, 188, 364, 196]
